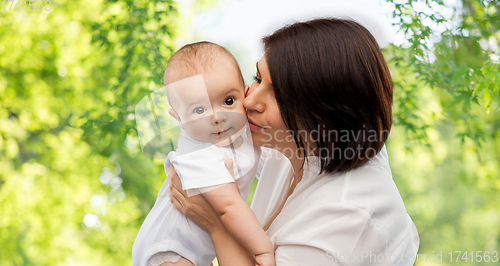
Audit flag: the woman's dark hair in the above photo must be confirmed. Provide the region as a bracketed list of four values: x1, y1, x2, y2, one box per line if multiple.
[263, 18, 393, 173]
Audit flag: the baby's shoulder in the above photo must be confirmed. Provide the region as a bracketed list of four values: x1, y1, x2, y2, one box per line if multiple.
[172, 144, 227, 165]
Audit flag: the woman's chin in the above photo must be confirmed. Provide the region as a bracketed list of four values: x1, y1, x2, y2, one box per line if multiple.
[250, 133, 270, 148]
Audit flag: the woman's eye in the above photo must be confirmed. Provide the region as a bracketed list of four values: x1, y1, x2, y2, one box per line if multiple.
[253, 75, 262, 83]
[224, 97, 235, 106]
[193, 106, 206, 114]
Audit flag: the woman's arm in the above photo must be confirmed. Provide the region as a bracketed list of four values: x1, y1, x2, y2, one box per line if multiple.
[168, 163, 256, 266]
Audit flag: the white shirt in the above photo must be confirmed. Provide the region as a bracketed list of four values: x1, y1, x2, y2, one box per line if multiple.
[251, 146, 420, 266]
[168, 126, 259, 197]
[132, 125, 259, 266]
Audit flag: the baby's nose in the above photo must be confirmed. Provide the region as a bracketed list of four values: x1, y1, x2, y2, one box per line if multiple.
[211, 112, 227, 124]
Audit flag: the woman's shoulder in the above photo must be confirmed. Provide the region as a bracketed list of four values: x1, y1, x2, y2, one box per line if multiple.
[270, 200, 419, 265]
[321, 146, 406, 216]
[303, 145, 396, 206]
[268, 146, 418, 256]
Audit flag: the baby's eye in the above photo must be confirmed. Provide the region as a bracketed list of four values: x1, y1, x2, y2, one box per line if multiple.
[224, 97, 235, 106]
[193, 106, 206, 114]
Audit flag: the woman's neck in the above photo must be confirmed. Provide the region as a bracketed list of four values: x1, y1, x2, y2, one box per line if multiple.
[262, 154, 304, 232]
[289, 141, 322, 186]
[288, 156, 304, 189]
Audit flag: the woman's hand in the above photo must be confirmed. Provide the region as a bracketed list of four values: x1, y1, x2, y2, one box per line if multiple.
[168, 159, 237, 235]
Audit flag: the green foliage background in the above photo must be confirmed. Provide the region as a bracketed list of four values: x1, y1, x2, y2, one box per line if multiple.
[0, 0, 498, 265]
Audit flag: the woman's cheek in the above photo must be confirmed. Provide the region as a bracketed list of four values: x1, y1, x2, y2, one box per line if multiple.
[250, 81, 258, 90]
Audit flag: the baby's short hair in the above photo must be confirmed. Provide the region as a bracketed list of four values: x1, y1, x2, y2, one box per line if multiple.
[164, 41, 244, 109]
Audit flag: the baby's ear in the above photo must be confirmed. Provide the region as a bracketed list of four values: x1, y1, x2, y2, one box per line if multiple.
[168, 108, 181, 124]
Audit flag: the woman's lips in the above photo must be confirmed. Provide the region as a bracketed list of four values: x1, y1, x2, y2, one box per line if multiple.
[247, 118, 264, 131]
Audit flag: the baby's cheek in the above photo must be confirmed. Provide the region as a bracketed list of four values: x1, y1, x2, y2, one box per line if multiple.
[224, 111, 247, 132]
[184, 118, 213, 141]
[236, 102, 246, 115]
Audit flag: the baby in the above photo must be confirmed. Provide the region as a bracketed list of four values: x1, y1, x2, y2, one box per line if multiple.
[132, 41, 275, 266]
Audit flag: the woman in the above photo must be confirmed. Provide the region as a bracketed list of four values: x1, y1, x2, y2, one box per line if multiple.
[167, 18, 419, 266]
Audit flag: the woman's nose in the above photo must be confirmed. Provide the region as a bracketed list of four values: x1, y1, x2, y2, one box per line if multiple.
[243, 85, 265, 113]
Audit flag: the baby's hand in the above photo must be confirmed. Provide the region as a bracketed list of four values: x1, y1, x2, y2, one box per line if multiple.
[255, 252, 275, 266]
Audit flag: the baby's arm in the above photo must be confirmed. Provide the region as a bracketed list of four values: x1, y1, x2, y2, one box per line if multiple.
[203, 183, 275, 266]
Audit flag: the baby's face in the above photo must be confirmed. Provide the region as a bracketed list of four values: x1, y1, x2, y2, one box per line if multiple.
[170, 62, 247, 145]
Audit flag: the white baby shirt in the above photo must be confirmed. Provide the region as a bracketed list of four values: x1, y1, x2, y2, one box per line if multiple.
[132, 124, 259, 266]
[168, 125, 258, 197]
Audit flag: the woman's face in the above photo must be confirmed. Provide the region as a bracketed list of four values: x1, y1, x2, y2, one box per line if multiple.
[244, 55, 297, 156]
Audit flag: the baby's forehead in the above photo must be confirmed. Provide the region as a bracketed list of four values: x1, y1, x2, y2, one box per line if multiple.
[174, 75, 242, 96]
[167, 74, 206, 98]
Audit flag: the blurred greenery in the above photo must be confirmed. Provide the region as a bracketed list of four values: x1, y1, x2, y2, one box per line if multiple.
[0, 0, 498, 265]
[386, 0, 500, 265]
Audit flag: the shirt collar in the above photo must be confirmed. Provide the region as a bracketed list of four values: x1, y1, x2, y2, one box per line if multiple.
[302, 155, 322, 174]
